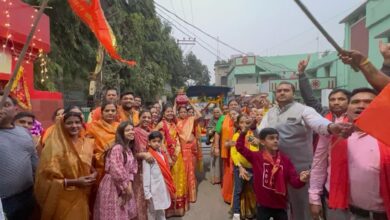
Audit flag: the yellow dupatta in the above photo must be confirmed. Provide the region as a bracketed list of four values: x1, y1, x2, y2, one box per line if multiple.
[176, 116, 196, 144]
[86, 119, 119, 182]
[34, 121, 94, 220]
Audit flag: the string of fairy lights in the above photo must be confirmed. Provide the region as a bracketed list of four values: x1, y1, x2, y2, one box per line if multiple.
[1, 0, 49, 83]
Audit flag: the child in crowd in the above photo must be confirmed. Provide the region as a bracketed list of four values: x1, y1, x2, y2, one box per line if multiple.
[143, 131, 176, 220]
[231, 114, 259, 220]
[235, 127, 310, 220]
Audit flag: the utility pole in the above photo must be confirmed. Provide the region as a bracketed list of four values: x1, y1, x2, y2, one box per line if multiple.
[177, 37, 196, 45]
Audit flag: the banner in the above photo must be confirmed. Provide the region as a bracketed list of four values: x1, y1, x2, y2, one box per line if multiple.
[6, 67, 32, 110]
[355, 84, 390, 146]
[67, 0, 136, 66]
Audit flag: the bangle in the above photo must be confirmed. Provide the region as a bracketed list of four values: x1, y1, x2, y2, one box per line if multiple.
[359, 58, 370, 67]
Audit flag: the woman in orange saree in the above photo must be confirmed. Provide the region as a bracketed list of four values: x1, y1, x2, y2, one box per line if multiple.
[176, 103, 202, 203]
[155, 104, 188, 217]
[133, 110, 154, 220]
[40, 108, 64, 148]
[214, 99, 240, 203]
[35, 110, 96, 220]
[86, 102, 119, 183]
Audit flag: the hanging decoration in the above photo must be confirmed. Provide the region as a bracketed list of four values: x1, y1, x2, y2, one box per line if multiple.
[5, 66, 32, 110]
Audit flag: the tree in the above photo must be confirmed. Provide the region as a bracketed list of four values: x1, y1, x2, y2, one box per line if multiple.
[24, 0, 208, 104]
[184, 52, 210, 86]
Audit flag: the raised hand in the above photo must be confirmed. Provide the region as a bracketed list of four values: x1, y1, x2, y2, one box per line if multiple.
[298, 55, 311, 74]
[338, 50, 366, 69]
[379, 40, 390, 65]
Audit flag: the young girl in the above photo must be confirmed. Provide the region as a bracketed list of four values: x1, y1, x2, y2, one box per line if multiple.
[231, 114, 259, 220]
[143, 131, 175, 220]
[94, 121, 138, 220]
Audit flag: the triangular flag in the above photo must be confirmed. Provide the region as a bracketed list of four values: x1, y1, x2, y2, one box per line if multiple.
[6, 67, 32, 110]
[67, 0, 136, 66]
[355, 84, 390, 146]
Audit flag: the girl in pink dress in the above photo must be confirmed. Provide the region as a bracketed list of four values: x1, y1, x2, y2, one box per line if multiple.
[94, 121, 138, 220]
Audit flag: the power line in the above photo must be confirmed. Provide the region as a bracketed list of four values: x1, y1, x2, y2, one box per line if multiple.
[155, 1, 295, 71]
[180, 0, 187, 20]
[260, 2, 362, 54]
[156, 7, 227, 59]
[156, 12, 222, 58]
[155, 1, 247, 55]
[189, 0, 194, 24]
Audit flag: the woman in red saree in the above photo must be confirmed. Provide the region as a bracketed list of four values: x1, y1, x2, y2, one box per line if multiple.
[86, 102, 119, 184]
[155, 104, 188, 217]
[176, 103, 202, 203]
[35, 110, 96, 220]
[133, 110, 154, 220]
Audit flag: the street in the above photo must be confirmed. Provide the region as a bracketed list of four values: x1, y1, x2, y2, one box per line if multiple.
[170, 145, 231, 220]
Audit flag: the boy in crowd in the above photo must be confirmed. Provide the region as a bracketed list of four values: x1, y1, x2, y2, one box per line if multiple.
[143, 131, 175, 220]
[236, 127, 310, 220]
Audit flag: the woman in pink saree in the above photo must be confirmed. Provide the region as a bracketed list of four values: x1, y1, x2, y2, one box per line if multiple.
[176, 103, 202, 203]
[133, 110, 154, 220]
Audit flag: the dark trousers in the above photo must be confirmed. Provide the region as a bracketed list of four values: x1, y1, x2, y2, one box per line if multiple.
[256, 205, 288, 220]
[232, 166, 253, 214]
[1, 187, 35, 220]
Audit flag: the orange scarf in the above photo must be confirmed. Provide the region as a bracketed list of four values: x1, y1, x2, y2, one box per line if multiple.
[262, 150, 286, 196]
[221, 115, 234, 159]
[118, 106, 139, 125]
[148, 148, 176, 198]
[329, 137, 390, 216]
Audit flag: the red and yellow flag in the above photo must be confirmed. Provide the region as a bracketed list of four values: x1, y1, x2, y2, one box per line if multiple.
[6, 67, 32, 110]
[355, 84, 390, 146]
[67, 0, 136, 66]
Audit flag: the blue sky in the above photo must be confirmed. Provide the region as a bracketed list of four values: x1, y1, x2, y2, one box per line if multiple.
[154, 0, 364, 82]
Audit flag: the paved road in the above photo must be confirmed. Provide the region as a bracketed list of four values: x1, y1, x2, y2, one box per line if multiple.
[170, 146, 231, 220]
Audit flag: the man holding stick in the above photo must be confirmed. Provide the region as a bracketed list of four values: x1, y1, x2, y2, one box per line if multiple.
[309, 88, 390, 220]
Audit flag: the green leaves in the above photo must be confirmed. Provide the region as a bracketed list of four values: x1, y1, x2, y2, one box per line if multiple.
[25, 0, 209, 104]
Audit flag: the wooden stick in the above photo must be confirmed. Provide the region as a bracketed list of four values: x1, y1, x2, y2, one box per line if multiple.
[294, 0, 358, 71]
[0, 0, 50, 109]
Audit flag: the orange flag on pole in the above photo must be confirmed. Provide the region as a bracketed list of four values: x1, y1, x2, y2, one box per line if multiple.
[67, 0, 136, 66]
[355, 84, 390, 146]
[6, 67, 32, 110]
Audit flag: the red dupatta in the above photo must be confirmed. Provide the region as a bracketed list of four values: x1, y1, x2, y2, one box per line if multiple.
[148, 148, 176, 198]
[262, 150, 286, 196]
[329, 137, 390, 217]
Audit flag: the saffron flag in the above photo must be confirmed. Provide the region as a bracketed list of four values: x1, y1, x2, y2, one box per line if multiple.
[355, 83, 390, 146]
[6, 67, 32, 110]
[67, 0, 136, 66]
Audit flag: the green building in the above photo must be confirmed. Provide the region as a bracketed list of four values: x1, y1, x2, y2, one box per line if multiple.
[219, 52, 341, 102]
[341, 0, 390, 89]
[215, 0, 390, 103]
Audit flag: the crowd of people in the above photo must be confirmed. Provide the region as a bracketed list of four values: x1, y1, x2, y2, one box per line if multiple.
[1, 43, 390, 220]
